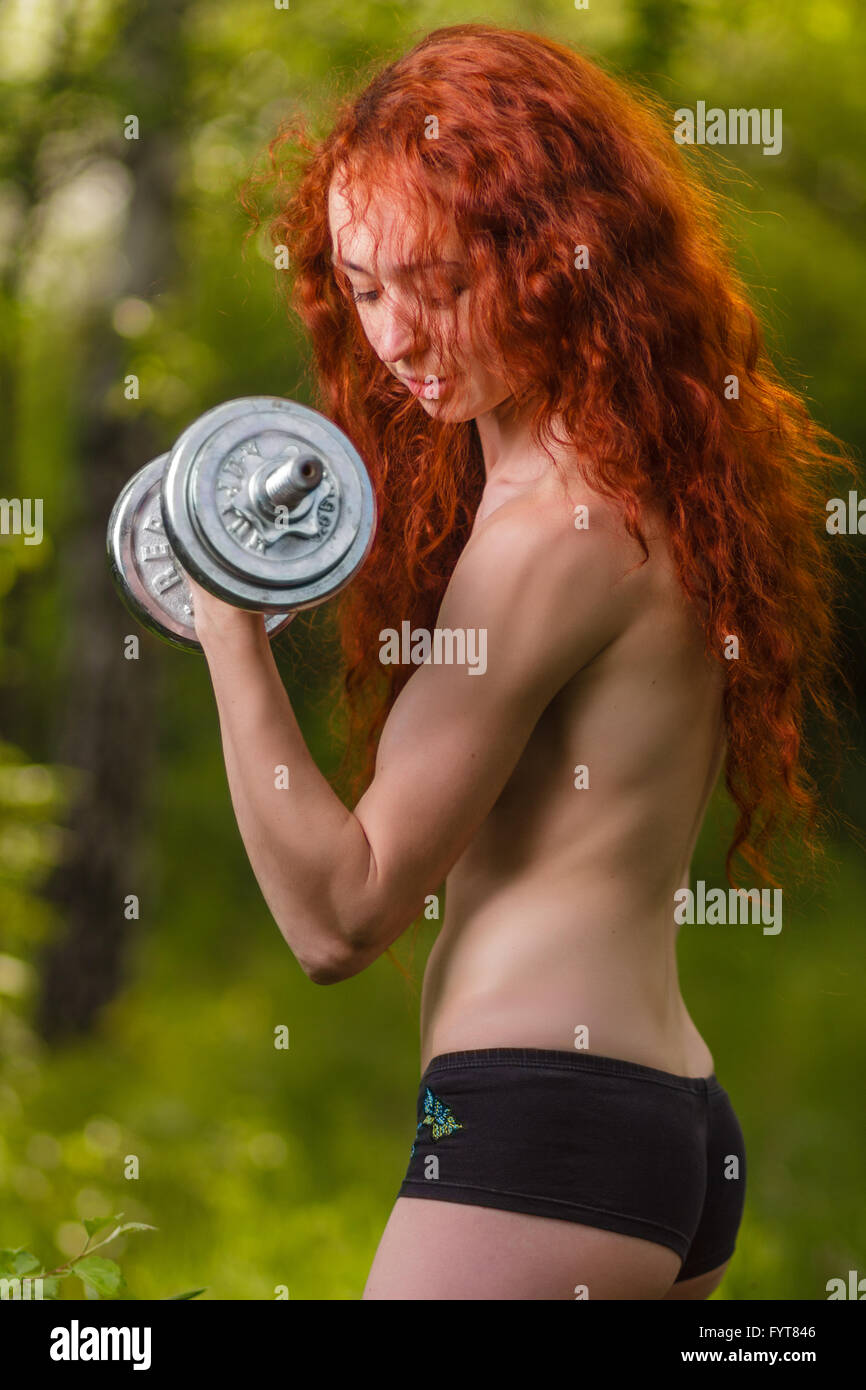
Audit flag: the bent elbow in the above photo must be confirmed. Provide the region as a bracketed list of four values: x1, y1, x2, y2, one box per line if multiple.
[338, 905, 409, 978]
[306, 958, 349, 986]
[274, 907, 359, 985]
[302, 902, 402, 985]
[304, 930, 361, 985]
[303, 942, 355, 985]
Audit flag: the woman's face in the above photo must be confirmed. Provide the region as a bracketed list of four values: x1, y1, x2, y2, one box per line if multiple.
[328, 178, 512, 422]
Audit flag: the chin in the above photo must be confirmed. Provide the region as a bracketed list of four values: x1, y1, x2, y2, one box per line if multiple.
[422, 387, 471, 419]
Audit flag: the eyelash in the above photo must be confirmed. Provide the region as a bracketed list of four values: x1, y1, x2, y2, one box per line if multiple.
[350, 286, 466, 305]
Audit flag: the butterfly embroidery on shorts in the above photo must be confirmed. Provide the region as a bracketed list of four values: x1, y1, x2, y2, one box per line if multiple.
[410, 1087, 463, 1158]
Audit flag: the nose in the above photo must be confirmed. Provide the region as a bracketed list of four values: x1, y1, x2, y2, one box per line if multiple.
[367, 294, 423, 370]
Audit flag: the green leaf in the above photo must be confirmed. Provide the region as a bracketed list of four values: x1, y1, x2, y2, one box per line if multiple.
[164, 1288, 207, 1300]
[84, 1221, 157, 1255]
[83, 1216, 119, 1239]
[40, 1277, 62, 1299]
[0, 1249, 40, 1276]
[75, 1256, 125, 1299]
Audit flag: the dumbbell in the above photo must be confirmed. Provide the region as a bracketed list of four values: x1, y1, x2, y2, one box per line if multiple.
[107, 396, 377, 652]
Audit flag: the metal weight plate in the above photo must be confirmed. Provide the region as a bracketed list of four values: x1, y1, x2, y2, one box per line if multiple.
[106, 455, 295, 653]
[161, 397, 377, 613]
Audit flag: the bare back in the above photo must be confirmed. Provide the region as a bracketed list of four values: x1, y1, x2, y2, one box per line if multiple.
[418, 473, 725, 1077]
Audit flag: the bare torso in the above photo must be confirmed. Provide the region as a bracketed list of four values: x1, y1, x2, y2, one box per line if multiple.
[418, 469, 725, 1078]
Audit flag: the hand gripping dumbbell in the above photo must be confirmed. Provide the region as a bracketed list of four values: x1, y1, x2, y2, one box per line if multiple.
[107, 396, 377, 651]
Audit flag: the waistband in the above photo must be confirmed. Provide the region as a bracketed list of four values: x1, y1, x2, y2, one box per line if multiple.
[423, 1046, 722, 1095]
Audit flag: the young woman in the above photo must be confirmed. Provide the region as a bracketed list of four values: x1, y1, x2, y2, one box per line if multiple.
[185, 25, 847, 1299]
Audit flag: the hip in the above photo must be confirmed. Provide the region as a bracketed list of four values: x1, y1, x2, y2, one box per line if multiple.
[420, 995, 715, 1079]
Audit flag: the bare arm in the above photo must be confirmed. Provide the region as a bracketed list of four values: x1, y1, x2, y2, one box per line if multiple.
[194, 495, 638, 982]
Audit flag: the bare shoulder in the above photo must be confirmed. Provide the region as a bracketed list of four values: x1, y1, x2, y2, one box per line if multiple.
[457, 468, 657, 602]
[433, 467, 657, 696]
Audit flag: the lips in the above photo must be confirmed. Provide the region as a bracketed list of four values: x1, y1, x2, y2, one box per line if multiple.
[402, 375, 449, 397]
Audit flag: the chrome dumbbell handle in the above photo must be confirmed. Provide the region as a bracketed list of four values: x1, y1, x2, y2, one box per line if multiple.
[251, 454, 323, 516]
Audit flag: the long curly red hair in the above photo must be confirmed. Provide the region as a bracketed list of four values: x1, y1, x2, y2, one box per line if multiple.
[240, 23, 854, 888]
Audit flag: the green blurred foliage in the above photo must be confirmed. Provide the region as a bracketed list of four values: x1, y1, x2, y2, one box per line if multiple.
[0, 0, 863, 1300]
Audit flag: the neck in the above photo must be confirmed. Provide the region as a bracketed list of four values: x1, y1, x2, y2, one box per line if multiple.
[474, 395, 532, 479]
[473, 396, 563, 490]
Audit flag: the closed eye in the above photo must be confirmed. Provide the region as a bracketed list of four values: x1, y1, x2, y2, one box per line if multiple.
[351, 286, 466, 306]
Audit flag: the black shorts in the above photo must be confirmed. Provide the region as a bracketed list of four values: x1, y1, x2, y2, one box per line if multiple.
[397, 1047, 746, 1283]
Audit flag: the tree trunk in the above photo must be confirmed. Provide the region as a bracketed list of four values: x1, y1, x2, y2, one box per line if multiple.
[37, 0, 190, 1041]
